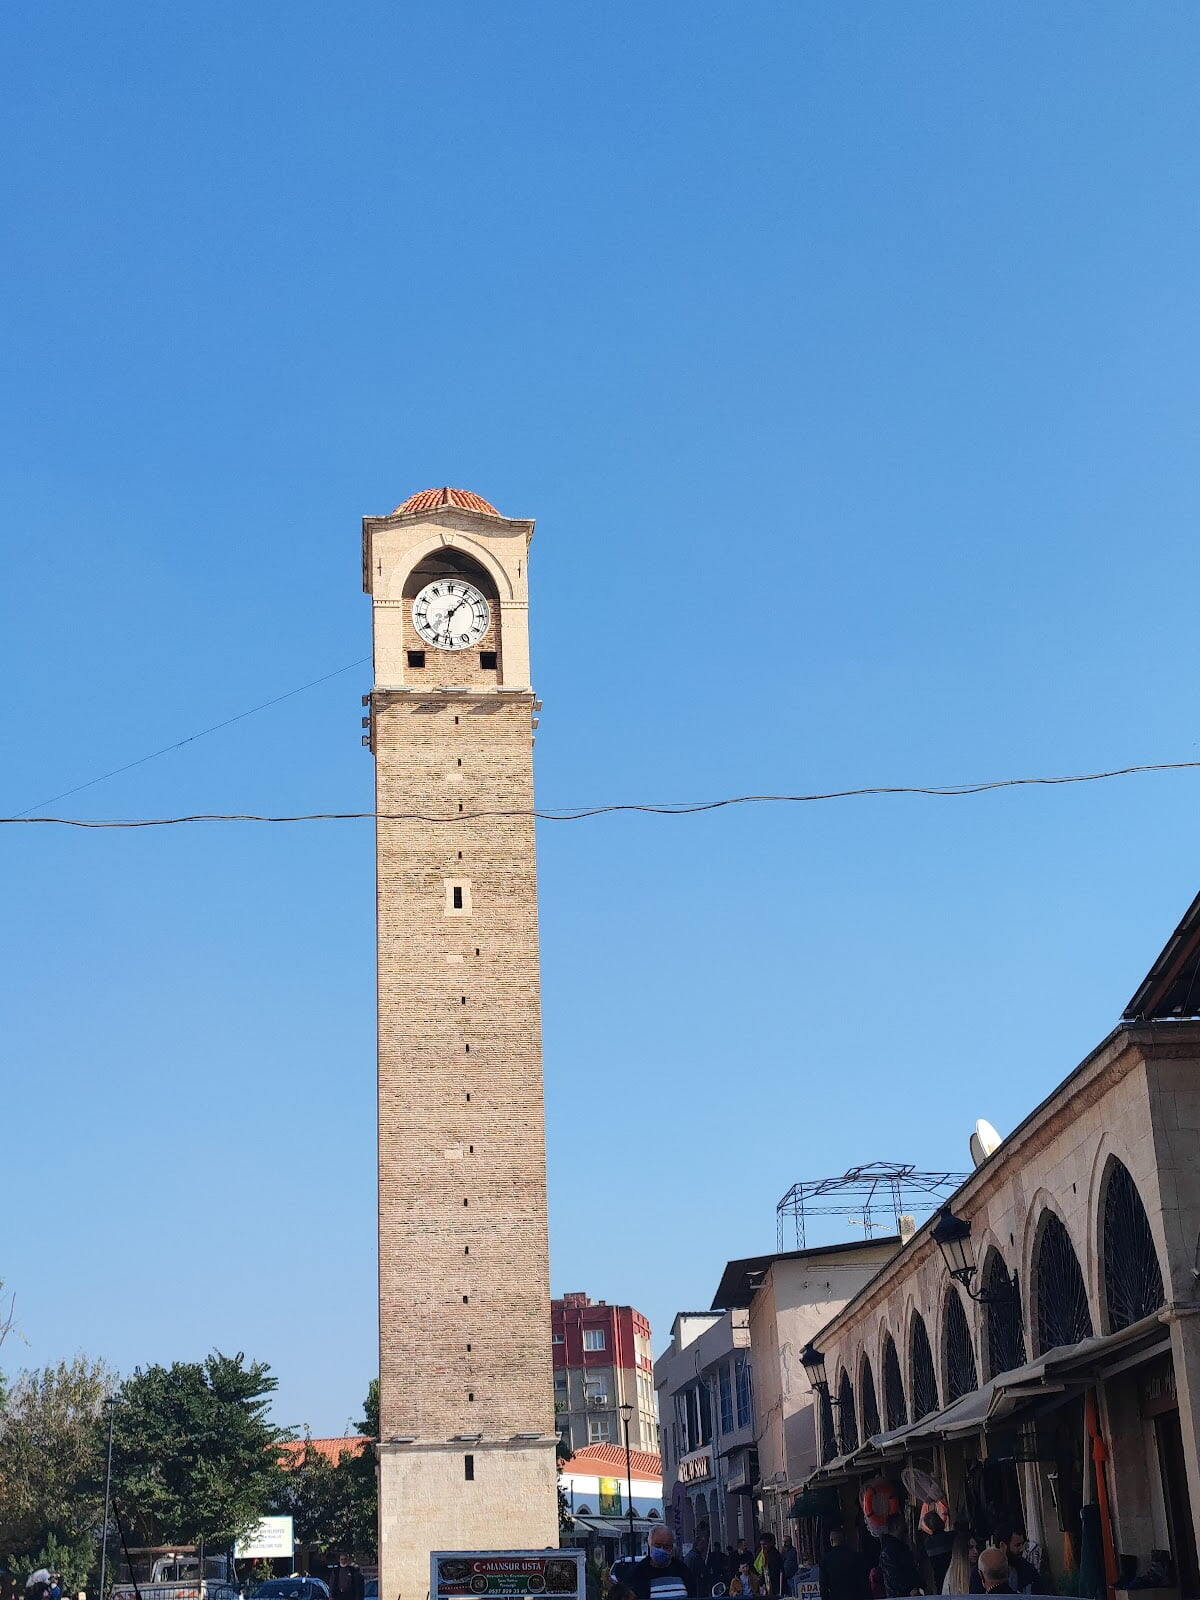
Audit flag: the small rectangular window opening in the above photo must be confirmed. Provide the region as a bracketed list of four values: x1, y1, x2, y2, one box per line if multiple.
[464, 1245, 470, 1255]
[407, 650, 426, 669]
[466, 1092, 471, 1101]
[463, 1197, 469, 1205]
[480, 651, 497, 670]
[463, 1294, 469, 1303]
[466, 1343, 472, 1352]
[468, 1392, 474, 1402]
[452, 886, 464, 910]
[464, 1454, 475, 1480]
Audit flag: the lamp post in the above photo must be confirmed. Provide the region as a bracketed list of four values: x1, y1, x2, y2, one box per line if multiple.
[620, 1401, 636, 1558]
[931, 1206, 1014, 1304]
[99, 1395, 116, 1599]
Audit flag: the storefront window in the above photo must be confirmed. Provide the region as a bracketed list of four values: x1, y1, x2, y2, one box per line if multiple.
[882, 1333, 907, 1428]
[943, 1286, 979, 1403]
[1033, 1209, 1093, 1355]
[1101, 1157, 1166, 1332]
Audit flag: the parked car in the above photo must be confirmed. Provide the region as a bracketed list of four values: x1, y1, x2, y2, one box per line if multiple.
[249, 1581, 331, 1600]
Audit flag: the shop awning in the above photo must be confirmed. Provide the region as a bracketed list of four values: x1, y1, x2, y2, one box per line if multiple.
[798, 1311, 1170, 1488]
[569, 1515, 662, 1538]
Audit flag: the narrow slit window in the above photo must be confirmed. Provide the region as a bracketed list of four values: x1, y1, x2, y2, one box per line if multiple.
[464, 1454, 474, 1480]
[467, 1392, 474, 1402]
[452, 886, 464, 910]
[463, 1294, 469, 1303]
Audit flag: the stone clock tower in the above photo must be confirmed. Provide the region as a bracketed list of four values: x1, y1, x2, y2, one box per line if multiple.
[362, 487, 558, 1600]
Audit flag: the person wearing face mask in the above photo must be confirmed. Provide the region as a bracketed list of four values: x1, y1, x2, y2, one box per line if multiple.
[607, 1526, 696, 1600]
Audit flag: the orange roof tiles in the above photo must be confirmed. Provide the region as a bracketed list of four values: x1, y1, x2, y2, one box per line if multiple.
[279, 1436, 368, 1468]
[393, 487, 501, 517]
[562, 1443, 662, 1480]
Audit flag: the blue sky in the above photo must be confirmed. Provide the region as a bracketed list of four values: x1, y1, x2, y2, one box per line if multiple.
[2, 3, 1198, 1434]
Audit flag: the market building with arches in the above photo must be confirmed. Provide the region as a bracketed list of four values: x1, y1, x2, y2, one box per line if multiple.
[789, 888, 1200, 1596]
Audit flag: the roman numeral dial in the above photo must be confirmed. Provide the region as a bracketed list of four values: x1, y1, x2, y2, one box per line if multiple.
[411, 579, 491, 651]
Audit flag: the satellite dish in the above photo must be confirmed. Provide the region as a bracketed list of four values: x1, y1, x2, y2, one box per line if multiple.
[970, 1119, 1002, 1168]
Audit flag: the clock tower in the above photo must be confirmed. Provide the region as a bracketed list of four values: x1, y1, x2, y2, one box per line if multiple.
[362, 487, 558, 1600]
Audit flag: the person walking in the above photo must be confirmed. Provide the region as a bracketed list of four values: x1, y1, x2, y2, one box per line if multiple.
[608, 1527, 696, 1600]
[976, 1551, 1014, 1596]
[818, 1527, 872, 1600]
[756, 1537, 784, 1600]
[728, 1564, 762, 1598]
[782, 1539, 800, 1598]
[989, 1527, 1038, 1594]
[328, 1555, 364, 1600]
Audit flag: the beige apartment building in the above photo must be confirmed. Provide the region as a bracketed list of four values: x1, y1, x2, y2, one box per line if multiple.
[712, 1238, 901, 1542]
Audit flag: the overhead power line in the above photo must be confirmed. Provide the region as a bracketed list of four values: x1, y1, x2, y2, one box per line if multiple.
[13, 657, 370, 818]
[1, 758, 1198, 828]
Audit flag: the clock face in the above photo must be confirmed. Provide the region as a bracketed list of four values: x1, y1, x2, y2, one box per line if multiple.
[411, 578, 492, 650]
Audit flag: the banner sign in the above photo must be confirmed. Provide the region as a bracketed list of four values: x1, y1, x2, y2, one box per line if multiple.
[431, 1552, 585, 1600]
[598, 1477, 623, 1515]
[235, 1516, 295, 1560]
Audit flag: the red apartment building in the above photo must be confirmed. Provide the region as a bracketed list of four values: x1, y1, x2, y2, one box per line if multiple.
[553, 1292, 660, 1455]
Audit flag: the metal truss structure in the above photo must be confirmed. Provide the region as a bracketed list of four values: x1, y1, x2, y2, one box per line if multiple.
[775, 1161, 970, 1249]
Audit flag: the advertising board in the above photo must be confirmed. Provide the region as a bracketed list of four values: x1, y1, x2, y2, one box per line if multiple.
[431, 1552, 584, 1600]
[235, 1516, 295, 1560]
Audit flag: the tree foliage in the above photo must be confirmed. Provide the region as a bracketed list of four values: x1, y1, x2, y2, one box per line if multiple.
[108, 1352, 285, 1548]
[271, 1382, 377, 1558]
[0, 1356, 109, 1572]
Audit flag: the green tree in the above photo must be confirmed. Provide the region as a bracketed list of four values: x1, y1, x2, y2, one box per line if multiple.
[271, 1382, 377, 1559]
[108, 1352, 286, 1548]
[0, 1356, 109, 1572]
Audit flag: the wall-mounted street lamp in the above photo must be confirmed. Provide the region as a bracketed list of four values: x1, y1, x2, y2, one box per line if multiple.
[799, 1344, 830, 1395]
[799, 1345, 846, 1456]
[931, 1206, 1014, 1304]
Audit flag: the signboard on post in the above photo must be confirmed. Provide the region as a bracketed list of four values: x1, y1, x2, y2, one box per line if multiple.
[431, 1552, 584, 1600]
[235, 1516, 295, 1561]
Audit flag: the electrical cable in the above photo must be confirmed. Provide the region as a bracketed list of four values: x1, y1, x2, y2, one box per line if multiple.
[12, 656, 370, 817]
[1, 758, 1197, 827]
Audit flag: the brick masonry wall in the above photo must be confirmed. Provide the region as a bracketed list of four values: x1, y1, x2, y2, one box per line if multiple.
[375, 687, 555, 1442]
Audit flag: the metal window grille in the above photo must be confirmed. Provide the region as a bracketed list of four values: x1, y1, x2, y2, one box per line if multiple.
[1102, 1159, 1166, 1332]
[983, 1252, 1026, 1378]
[860, 1355, 881, 1440]
[837, 1369, 858, 1453]
[910, 1313, 939, 1420]
[883, 1334, 907, 1429]
[819, 1388, 837, 1464]
[1033, 1210, 1094, 1355]
[943, 1287, 978, 1403]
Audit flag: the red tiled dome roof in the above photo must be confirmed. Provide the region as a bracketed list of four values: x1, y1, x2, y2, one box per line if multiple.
[393, 486, 500, 517]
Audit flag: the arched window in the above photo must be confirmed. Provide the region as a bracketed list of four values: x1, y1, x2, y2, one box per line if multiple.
[819, 1387, 837, 1463]
[910, 1312, 939, 1419]
[837, 1368, 858, 1453]
[943, 1287, 978, 1403]
[882, 1333, 907, 1429]
[860, 1354, 881, 1439]
[982, 1249, 1027, 1378]
[1033, 1210, 1093, 1354]
[1102, 1158, 1165, 1331]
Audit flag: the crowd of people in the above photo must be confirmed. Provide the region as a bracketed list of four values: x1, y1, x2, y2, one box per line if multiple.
[602, 1514, 1044, 1600]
